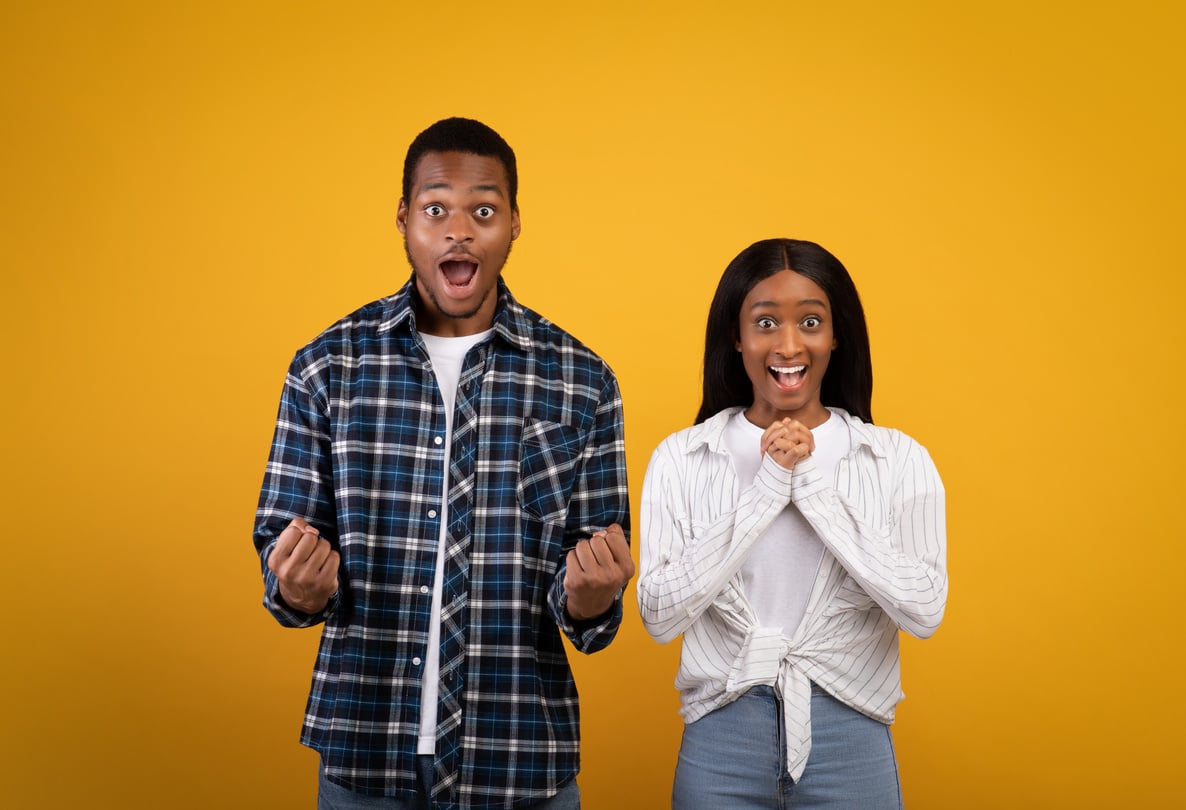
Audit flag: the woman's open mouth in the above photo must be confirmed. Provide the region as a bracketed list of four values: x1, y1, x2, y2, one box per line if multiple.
[769, 364, 806, 389]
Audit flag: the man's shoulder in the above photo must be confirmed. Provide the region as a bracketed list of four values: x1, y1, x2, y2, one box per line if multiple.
[511, 299, 614, 375]
[292, 292, 407, 361]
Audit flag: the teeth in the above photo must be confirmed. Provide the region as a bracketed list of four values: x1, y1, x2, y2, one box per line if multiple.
[770, 365, 805, 373]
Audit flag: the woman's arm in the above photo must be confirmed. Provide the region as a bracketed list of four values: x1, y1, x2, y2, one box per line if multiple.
[636, 439, 793, 644]
[792, 432, 947, 639]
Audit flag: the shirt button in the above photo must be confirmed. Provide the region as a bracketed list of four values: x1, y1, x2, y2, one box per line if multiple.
[412, 657, 422, 666]
[420, 585, 429, 594]
[434, 436, 443, 446]
[428, 509, 438, 518]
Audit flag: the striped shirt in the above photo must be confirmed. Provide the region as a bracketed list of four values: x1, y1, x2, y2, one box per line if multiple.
[254, 278, 630, 808]
[637, 406, 946, 781]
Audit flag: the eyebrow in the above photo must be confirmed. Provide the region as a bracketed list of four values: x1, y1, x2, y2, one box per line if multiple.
[748, 298, 829, 310]
[418, 181, 506, 197]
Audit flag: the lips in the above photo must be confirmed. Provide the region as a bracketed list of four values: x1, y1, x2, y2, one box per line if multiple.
[440, 257, 479, 288]
[769, 364, 806, 389]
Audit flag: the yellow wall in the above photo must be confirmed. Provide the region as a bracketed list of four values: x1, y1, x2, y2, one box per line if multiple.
[4, 1, 1183, 807]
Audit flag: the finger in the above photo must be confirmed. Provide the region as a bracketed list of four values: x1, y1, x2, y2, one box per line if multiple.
[578, 537, 607, 569]
[602, 527, 630, 560]
[778, 438, 809, 459]
[760, 422, 785, 448]
[287, 531, 329, 569]
[770, 436, 797, 453]
[604, 527, 636, 581]
[587, 531, 634, 579]
[276, 518, 319, 553]
[777, 431, 811, 452]
[566, 546, 587, 576]
[305, 537, 333, 571]
[273, 523, 304, 556]
[311, 550, 340, 587]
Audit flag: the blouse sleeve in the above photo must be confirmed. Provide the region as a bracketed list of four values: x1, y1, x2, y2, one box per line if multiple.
[636, 438, 793, 644]
[790, 431, 947, 639]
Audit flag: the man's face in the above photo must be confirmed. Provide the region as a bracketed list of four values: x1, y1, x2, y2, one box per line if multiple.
[397, 151, 521, 336]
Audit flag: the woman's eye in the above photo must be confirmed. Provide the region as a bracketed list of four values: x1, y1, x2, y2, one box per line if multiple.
[802, 316, 821, 329]
[475, 205, 495, 219]
[756, 317, 777, 329]
[425, 204, 445, 217]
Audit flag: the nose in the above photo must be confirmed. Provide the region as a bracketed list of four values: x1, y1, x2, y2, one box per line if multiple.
[445, 211, 474, 244]
[775, 325, 802, 357]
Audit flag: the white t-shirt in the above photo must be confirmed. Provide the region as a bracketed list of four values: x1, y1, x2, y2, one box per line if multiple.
[417, 329, 492, 753]
[724, 410, 850, 637]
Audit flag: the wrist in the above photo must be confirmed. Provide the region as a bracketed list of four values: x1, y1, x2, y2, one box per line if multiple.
[563, 585, 624, 622]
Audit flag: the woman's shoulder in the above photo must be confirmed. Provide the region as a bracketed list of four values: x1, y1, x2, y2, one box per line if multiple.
[833, 410, 941, 480]
[646, 408, 743, 478]
[656, 407, 741, 451]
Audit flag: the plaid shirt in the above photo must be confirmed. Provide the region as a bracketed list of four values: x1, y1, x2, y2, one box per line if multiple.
[254, 278, 630, 808]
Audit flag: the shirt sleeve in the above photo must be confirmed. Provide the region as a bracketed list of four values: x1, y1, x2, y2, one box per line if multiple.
[790, 433, 947, 639]
[636, 439, 795, 645]
[549, 373, 631, 653]
[252, 353, 341, 628]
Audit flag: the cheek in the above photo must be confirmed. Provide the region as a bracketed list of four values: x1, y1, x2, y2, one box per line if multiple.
[741, 349, 766, 386]
[815, 347, 834, 378]
[406, 229, 435, 255]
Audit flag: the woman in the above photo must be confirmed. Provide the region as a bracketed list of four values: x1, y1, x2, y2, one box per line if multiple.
[637, 239, 947, 809]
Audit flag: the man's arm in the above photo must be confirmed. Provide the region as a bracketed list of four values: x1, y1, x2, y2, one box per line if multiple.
[549, 373, 632, 653]
[253, 357, 342, 627]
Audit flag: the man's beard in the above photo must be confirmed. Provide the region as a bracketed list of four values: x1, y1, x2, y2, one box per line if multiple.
[404, 239, 513, 322]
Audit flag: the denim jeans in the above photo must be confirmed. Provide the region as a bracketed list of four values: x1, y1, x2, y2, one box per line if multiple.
[672, 684, 902, 809]
[318, 757, 581, 810]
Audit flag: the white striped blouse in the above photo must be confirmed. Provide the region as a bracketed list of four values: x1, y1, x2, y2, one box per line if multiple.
[637, 406, 947, 781]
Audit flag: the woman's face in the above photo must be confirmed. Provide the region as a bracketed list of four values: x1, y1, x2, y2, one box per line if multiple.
[736, 269, 836, 429]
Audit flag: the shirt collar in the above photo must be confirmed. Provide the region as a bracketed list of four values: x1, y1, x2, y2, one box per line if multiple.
[377, 276, 533, 352]
[684, 405, 884, 458]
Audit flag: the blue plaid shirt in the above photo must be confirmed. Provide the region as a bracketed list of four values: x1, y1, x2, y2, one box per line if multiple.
[254, 278, 630, 808]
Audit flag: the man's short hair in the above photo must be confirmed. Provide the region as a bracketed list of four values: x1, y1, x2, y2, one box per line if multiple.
[402, 118, 518, 209]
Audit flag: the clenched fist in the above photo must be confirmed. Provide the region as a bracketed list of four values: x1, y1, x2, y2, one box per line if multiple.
[267, 517, 340, 613]
[760, 417, 816, 471]
[563, 523, 634, 621]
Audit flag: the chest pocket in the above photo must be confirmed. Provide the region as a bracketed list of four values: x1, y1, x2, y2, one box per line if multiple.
[517, 419, 586, 523]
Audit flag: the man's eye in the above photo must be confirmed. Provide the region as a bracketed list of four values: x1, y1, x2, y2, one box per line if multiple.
[475, 205, 495, 219]
[425, 204, 445, 217]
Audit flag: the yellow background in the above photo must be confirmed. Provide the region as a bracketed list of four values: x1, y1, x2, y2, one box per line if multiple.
[3, 1, 1183, 807]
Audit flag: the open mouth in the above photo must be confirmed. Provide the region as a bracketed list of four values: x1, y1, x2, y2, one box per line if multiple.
[769, 364, 806, 389]
[440, 258, 479, 289]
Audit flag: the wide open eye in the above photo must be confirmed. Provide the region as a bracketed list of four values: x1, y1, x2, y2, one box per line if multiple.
[475, 205, 495, 219]
[424, 204, 445, 217]
[801, 316, 822, 329]
[756, 316, 777, 329]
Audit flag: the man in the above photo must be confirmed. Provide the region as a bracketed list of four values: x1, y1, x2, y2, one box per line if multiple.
[254, 117, 633, 809]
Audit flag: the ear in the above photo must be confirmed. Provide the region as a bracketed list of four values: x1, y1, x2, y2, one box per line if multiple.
[832, 339, 838, 349]
[396, 198, 408, 235]
[511, 207, 521, 240]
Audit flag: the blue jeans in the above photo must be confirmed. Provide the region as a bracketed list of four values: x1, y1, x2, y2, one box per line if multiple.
[318, 757, 581, 809]
[672, 685, 902, 809]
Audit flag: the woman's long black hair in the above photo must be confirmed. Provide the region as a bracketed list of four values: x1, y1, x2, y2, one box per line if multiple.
[695, 238, 874, 424]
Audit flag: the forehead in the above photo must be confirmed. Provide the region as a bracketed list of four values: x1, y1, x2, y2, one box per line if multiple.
[744, 269, 831, 309]
[409, 151, 509, 199]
